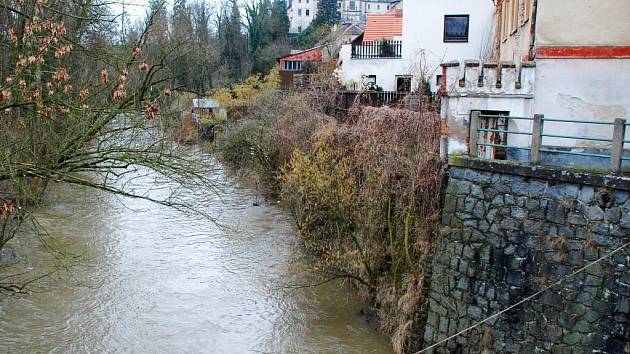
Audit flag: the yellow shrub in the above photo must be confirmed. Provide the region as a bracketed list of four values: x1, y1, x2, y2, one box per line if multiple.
[211, 69, 280, 110]
[281, 140, 356, 242]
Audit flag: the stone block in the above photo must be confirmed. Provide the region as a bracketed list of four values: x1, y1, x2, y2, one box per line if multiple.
[511, 207, 526, 219]
[604, 207, 621, 223]
[579, 186, 595, 204]
[584, 205, 605, 221]
[547, 201, 566, 224]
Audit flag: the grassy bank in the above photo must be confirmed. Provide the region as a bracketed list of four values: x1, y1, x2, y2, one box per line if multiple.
[212, 84, 443, 352]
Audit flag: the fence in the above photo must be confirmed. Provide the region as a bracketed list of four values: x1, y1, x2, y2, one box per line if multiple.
[337, 90, 407, 110]
[351, 41, 402, 59]
[469, 112, 629, 174]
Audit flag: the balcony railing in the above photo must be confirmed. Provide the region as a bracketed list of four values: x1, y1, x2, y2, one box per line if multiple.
[351, 41, 402, 59]
[469, 112, 630, 174]
[337, 90, 407, 109]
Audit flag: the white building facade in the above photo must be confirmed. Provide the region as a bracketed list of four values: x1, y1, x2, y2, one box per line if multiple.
[288, 0, 317, 33]
[336, 0, 495, 93]
[338, 0, 400, 24]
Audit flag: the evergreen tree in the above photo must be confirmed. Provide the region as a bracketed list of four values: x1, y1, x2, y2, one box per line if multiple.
[270, 0, 290, 40]
[224, 0, 244, 81]
[316, 0, 338, 23]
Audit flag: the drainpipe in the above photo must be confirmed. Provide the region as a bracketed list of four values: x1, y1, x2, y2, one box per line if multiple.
[528, 0, 539, 60]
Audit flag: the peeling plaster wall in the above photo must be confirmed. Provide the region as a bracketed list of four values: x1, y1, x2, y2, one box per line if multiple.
[536, 0, 630, 47]
[441, 61, 536, 155]
[534, 59, 630, 148]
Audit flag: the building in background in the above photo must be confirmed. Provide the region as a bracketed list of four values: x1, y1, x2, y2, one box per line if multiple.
[338, 0, 400, 24]
[288, 0, 318, 33]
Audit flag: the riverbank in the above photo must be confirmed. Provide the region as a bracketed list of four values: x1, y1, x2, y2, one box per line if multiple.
[212, 86, 444, 353]
[0, 154, 393, 353]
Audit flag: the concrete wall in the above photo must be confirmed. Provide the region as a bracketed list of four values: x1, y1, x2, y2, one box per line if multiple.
[423, 160, 630, 353]
[534, 58, 630, 148]
[441, 60, 536, 155]
[336, 44, 408, 91]
[402, 0, 495, 92]
[536, 0, 630, 47]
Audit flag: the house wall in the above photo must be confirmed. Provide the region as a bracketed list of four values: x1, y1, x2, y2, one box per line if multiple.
[336, 44, 407, 91]
[402, 0, 495, 92]
[533, 59, 630, 149]
[289, 0, 317, 33]
[495, 0, 534, 62]
[535, 0, 630, 48]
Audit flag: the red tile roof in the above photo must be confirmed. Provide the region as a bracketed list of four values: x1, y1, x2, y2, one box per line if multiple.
[363, 11, 403, 42]
[278, 47, 323, 63]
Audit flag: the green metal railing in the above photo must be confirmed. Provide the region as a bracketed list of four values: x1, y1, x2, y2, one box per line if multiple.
[469, 112, 628, 174]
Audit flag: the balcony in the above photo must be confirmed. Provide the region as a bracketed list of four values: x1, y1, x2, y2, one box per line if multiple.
[351, 41, 402, 59]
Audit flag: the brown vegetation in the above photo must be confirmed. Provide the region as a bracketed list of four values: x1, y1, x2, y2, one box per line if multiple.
[215, 75, 444, 352]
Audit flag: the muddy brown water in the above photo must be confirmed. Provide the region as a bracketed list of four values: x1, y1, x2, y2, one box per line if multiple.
[0, 155, 393, 353]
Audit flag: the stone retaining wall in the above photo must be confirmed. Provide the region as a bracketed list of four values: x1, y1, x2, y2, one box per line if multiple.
[423, 161, 630, 353]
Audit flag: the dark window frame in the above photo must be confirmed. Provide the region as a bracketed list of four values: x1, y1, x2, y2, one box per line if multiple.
[443, 14, 470, 43]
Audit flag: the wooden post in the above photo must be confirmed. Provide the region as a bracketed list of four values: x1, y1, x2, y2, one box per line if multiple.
[531, 114, 543, 164]
[469, 111, 480, 158]
[611, 118, 626, 175]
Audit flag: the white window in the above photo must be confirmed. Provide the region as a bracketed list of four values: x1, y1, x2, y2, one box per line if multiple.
[377, 4, 380, 10]
[284, 60, 303, 71]
[306, 9, 310, 16]
[298, 9, 302, 16]
[362, 75, 376, 85]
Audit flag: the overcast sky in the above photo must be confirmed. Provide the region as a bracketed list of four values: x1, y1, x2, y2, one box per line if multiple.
[110, 0, 224, 24]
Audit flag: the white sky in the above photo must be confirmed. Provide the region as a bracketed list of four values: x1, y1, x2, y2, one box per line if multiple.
[109, 0, 224, 24]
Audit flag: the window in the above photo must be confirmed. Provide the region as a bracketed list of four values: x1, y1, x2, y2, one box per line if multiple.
[283, 60, 303, 71]
[368, 4, 370, 9]
[377, 4, 380, 10]
[362, 75, 376, 85]
[298, 26, 302, 32]
[444, 15, 469, 42]
[349, 1, 355, 10]
[306, 9, 310, 16]
[298, 9, 302, 16]
[436, 75, 443, 87]
[396, 76, 412, 93]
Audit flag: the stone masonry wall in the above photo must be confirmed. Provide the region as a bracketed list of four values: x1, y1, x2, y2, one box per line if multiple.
[423, 164, 630, 353]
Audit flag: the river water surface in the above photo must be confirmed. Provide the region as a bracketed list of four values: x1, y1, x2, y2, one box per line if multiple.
[0, 154, 393, 353]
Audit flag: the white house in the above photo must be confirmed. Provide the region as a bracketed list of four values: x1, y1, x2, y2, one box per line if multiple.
[288, 0, 317, 33]
[441, 0, 630, 170]
[402, 0, 495, 92]
[336, 0, 495, 93]
[336, 8, 405, 91]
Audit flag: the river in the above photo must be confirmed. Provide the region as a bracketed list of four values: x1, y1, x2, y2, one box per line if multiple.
[0, 153, 393, 353]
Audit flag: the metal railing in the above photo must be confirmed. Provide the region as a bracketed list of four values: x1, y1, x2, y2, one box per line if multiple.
[469, 112, 628, 174]
[337, 90, 407, 109]
[351, 41, 402, 59]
